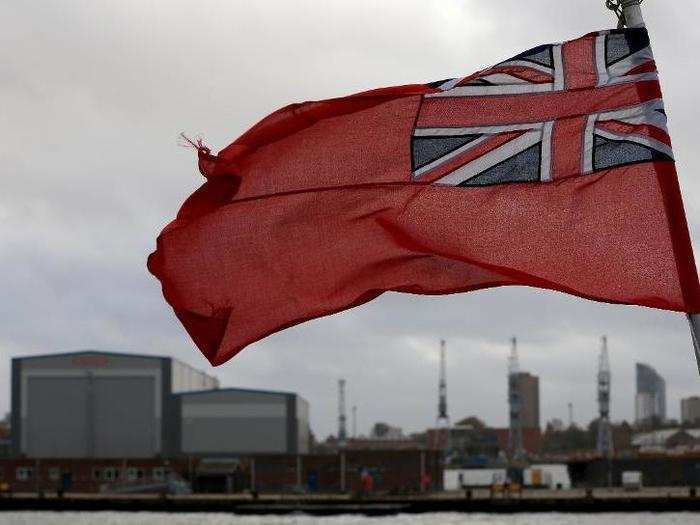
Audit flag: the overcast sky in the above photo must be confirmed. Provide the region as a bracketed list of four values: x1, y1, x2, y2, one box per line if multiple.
[3, 0, 700, 440]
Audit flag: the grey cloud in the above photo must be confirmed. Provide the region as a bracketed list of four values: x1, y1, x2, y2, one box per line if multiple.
[2, 0, 700, 439]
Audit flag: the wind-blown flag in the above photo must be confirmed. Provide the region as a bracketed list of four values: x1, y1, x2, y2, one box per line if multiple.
[149, 28, 700, 366]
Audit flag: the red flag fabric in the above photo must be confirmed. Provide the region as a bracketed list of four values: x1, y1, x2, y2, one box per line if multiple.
[149, 28, 700, 365]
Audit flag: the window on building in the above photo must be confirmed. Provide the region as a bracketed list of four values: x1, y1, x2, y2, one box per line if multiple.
[92, 468, 102, 481]
[126, 467, 144, 482]
[152, 467, 171, 482]
[48, 468, 60, 481]
[16, 467, 34, 481]
[102, 468, 120, 482]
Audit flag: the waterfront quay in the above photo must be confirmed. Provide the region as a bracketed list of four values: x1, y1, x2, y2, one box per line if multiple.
[1, 488, 699, 515]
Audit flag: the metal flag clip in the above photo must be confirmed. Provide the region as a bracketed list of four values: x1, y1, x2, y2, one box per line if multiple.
[606, 0, 646, 28]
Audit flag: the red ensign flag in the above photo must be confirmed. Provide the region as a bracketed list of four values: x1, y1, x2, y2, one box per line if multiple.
[149, 28, 700, 365]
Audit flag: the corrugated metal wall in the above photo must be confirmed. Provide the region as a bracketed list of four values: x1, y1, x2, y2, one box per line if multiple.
[26, 377, 89, 457]
[92, 377, 156, 457]
[18, 352, 162, 458]
[25, 376, 157, 458]
[171, 360, 219, 393]
[180, 390, 288, 454]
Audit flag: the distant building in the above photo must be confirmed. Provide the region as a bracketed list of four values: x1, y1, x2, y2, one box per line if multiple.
[631, 428, 700, 451]
[11, 350, 308, 459]
[635, 363, 666, 425]
[494, 427, 543, 455]
[425, 425, 501, 465]
[0, 449, 444, 494]
[176, 387, 309, 455]
[546, 418, 564, 432]
[450, 425, 501, 466]
[0, 414, 10, 458]
[681, 396, 700, 426]
[612, 421, 633, 452]
[369, 422, 404, 441]
[341, 437, 424, 451]
[12, 350, 218, 458]
[513, 372, 540, 429]
[321, 423, 419, 452]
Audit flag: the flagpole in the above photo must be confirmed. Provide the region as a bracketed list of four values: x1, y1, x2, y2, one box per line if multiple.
[620, 0, 645, 28]
[687, 316, 700, 375]
[611, 1, 700, 373]
[618, 1, 700, 374]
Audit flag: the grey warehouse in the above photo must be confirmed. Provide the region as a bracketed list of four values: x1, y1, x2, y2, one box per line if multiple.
[11, 350, 309, 459]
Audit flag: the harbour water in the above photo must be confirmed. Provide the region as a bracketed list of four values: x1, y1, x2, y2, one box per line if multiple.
[0, 513, 697, 525]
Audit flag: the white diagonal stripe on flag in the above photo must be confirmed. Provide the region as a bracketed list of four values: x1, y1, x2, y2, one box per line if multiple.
[413, 122, 544, 137]
[433, 131, 542, 186]
[595, 128, 674, 159]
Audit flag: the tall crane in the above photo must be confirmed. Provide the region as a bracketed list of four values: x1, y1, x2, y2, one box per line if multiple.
[597, 336, 614, 459]
[435, 339, 451, 451]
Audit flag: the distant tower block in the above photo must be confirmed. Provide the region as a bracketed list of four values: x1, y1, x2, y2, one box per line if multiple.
[338, 379, 347, 447]
[508, 337, 525, 460]
[597, 336, 614, 458]
[435, 339, 451, 450]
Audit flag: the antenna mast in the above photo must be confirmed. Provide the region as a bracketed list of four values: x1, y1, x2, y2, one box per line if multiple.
[338, 379, 347, 447]
[352, 405, 357, 439]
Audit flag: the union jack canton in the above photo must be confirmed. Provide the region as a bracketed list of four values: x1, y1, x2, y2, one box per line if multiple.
[411, 28, 673, 186]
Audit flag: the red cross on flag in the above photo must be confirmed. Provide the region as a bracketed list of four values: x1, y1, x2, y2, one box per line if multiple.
[149, 28, 700, 366]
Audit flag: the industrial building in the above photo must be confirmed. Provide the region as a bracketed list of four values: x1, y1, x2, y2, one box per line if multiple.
[0, 449, 443, 494]
[635, 363, 666, 425]
[631, 428, 700, 451]
[681, 396, 700, 425]
[11, 350, 308, 459]
[175, 388, 310, 455]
